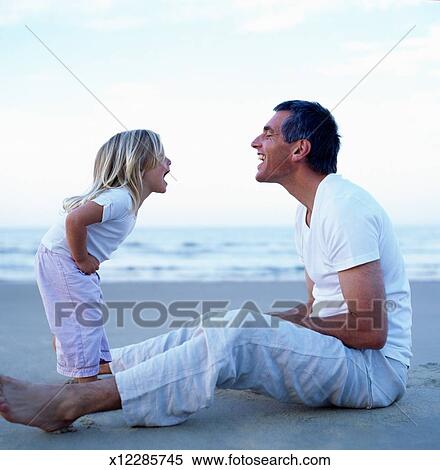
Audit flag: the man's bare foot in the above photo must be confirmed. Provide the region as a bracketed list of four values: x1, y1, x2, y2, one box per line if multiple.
[0, 375, 77, 432]
[52, 336, 56, 352]
[0, 375, 122, 432]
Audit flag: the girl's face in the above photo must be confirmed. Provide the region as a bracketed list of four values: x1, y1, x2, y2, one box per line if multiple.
[142, 157, 172, 194]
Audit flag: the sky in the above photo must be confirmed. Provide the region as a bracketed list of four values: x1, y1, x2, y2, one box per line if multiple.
[0, 0, 439, 227]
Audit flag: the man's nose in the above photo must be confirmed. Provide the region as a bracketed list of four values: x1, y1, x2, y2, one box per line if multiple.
[251, 136, 261, 148]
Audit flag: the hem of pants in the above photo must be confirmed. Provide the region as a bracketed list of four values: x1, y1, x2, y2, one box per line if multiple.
[100, 351, 113, 363]
[57, 363, 100, 378]
[114, 369, 140, 427]
[108, 348, 125, 374]
[108, 362, 119, 375]
[114, 368, 185, 428]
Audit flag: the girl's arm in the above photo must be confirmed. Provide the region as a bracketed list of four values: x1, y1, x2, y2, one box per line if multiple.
[66, 201, 103, 274]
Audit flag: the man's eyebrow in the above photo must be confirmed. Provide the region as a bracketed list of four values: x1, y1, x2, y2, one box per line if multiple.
[263, 125, 275, 132]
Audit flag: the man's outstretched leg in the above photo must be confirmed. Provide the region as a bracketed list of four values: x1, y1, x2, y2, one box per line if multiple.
[0, 375, 121, 432]
[1, 310, 406, 431]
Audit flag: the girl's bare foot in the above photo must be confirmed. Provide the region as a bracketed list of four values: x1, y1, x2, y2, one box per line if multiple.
[76, 376, 98, 383]
[0, 375, 77, 432]
[99, 363, 112, 375]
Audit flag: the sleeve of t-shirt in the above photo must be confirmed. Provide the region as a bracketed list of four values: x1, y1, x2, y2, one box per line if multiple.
[92, 189, 133, 223]
[322, 198, 381, 272]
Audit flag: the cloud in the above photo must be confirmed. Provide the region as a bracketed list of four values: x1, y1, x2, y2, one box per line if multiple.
[0, 0, 422, 30]
[233, 0, 333, 33]
[233, 0, 420, 33]
[0, 0, 118, 25]
[84, 16, 148, 31]
[319, 24, 440, 78]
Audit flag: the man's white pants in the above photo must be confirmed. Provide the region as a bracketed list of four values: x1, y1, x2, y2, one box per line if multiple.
[110, 309, 408, 427]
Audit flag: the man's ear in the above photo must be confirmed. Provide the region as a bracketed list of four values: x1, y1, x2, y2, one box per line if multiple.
[290, 139, 311, 162]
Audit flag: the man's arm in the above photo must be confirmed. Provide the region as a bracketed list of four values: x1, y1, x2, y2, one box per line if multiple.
[275, 260, 388, 350]
[305, 269, 314, 315]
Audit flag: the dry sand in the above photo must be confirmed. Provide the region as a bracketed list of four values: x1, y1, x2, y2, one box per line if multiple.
[0, 280, 439, 449]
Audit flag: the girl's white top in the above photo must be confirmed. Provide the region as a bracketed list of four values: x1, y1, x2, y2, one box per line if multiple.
[41, 187, 137, 263]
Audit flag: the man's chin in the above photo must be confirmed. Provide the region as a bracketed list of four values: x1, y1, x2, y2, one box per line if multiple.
[255, 172, 271, 183]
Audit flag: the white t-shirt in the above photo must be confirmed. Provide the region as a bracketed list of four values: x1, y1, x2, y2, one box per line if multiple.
[41, 187, 137, 263]
[294, 174, 412, 366]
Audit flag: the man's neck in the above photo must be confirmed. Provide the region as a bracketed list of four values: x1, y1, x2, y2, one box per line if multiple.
[279, 170, 328, 213]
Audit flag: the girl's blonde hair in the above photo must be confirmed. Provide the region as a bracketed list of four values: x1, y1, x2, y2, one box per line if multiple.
[63, 129, 165, 213]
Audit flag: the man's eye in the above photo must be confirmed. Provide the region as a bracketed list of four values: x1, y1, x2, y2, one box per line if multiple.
[265, 134, 273, 139]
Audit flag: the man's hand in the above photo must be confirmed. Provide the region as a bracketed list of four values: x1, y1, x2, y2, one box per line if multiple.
[74, 253, 100, 275]
[275, 260, 388, 350]
[271, 306, 308, 325]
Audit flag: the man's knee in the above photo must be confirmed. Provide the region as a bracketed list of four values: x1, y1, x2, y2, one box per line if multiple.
[216, 309, 277, 346]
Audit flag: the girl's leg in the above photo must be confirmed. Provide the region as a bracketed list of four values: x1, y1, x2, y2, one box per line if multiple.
[76, 376, 98, 383]
[98, 320, 112, 375]
[100, 363, 112, 375]
[52, 337, 100, 381]
[36, 245, 109, 381]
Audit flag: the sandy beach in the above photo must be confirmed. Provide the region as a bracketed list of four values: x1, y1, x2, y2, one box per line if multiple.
[0, 280, 439, 450]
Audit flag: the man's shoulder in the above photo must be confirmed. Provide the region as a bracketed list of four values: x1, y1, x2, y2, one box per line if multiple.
[320, 175, 383, 216]
[315, 177, 388, 240]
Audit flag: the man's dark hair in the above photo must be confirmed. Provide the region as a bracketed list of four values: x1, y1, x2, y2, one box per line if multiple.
[273, 100, 340, 174]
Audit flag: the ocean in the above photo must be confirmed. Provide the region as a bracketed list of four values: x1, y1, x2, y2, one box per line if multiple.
[1, 225, 439, 282]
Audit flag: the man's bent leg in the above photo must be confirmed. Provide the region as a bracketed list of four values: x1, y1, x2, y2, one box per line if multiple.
[114, 309, 370, 427]
[110, 318, 202, 373]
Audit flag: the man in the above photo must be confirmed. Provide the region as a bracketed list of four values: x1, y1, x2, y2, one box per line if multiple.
[0, 100, 411, 431]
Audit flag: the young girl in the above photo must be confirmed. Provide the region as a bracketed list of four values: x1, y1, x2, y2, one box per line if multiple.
[35, 129, 171, 383]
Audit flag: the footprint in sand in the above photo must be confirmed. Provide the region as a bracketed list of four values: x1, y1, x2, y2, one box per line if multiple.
[76, 415, 97, 429]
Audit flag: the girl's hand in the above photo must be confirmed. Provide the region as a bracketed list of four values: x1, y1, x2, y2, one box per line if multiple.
[75, 254, 100, 275]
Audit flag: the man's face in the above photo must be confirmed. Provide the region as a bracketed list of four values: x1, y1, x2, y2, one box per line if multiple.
[251, 111, 296, 183]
